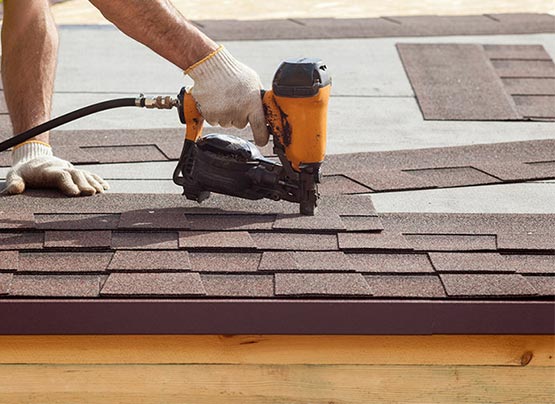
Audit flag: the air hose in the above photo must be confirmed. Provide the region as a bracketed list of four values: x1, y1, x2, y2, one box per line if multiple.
[0, 95, 179, 153]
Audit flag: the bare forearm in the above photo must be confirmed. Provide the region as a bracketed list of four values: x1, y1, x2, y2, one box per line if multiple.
[89, 0, 217, 70]
[1, 0, 58, 143]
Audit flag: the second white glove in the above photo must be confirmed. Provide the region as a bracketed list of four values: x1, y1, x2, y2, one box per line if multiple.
[186, 46, 270, 146]
[4, 141, 109, 196]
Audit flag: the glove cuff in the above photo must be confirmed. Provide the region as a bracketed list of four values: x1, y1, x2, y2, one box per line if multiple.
[186, 46, 243, 83]
[12, 141, 53, 166]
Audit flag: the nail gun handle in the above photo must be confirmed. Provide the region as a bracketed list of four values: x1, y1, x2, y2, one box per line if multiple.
[178, 88, 204, 142]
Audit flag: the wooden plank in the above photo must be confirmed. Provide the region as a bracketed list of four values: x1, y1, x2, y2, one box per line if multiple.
[0, 364, 553, 403]
[0, 335, 553, 366]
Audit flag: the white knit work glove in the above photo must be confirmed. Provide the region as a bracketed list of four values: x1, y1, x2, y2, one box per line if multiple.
[3, 141, 109, 196]
[186, 46, 270, 146]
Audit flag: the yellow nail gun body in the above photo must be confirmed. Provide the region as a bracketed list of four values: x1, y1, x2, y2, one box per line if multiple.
[173, 58, 331, 215]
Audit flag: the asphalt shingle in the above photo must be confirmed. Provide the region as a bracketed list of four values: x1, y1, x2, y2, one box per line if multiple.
[101, 272, 205, 296]
[275, 272, 372, 296]
[440, 274, 537, 297]
[201, 274, 274, 297]
[190, 252, 261, 272]
[396, 43, 520, 120]
[179, 231, 256, 249]
[18, 252, 113, 273]
[9, 275, 101, 297]
[429, 252, 515, 273]
[0, 232, 44, 250]
[349, 253, 435, 273]
[111, 232, 179, 249]
[364, 275, 446, 298]
[0, 251, 18, 271]
[44, 231, 112, 249]
[107, 250, 191, 271]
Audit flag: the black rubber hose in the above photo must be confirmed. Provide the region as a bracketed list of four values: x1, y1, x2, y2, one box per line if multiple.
[0, 97, 142, 153]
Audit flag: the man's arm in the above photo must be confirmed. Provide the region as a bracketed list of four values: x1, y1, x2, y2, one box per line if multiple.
[2, 0, 57, 144]
[89, 0, 217, 71]
[2, 0, 108, 196]
[90, 0, 269, 145]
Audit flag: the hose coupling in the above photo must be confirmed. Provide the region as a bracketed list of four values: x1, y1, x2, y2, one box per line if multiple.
[136, 95, 179, 109]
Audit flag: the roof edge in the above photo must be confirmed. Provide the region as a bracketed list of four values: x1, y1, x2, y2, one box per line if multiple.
[0, 299, 553, 335]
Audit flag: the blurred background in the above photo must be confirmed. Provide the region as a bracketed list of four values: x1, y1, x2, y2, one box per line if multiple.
[48, 0, 555, 23]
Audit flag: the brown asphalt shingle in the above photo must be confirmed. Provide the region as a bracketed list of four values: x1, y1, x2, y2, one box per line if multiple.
[18, 252, 113, 273]
[44, 230, 112, 249]
[340, 216, 384, 232]
[319, 175, 371, 195]
[524, 275, 555, 296]
[0, 251, 18, 271]
[513, 95, 555, 120]
[349, 253, 435, 273]
[491, 60, 555, 78]
[111, 231, 179, 249]
[396, 43, 520, 120]
[119, 209, 189, 230]
[101, 272, 205, 296]
[201, 274, 274, 297]
[272, 214, 345, 231]
[81, 145, 167, 164]
[190, 252, 261, 272]
[186, 214, 275, 231]
[35, 213, 119, 230]
[9, 275, 101, 297]
[404, 234, 498, 251]
[258, 251, 297, 271]
[364, 275, 446, 298]
[338, 231, 411, 250]
[0, 212, 35, 229]
[344, 170, 436, 192]
[275, 273, 372, 296]
[252, 232, 338, 251]
[483, 44, 552, 60]
[501, 78, 555, 95]
[440, 274, 537, 297]
[107, 250, 191, 271]
[0, 273, 12, 295]
[179, 231, 256, 249]
[0, 232, 44, 250]
[429, 252, 515, 273]
[497, 233, 555, 251]
[503, 254, 555, 274]
[403, 167, 500, 188]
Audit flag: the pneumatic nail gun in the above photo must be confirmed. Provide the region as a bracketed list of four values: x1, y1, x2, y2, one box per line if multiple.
[173, 58, 331, 215]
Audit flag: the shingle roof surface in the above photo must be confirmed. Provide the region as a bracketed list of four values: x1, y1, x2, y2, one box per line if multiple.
[397, 43, 555, 121]
[3, 135, 555, 192]
[0, 15, 554, 333]
[1, 189, 553, 302]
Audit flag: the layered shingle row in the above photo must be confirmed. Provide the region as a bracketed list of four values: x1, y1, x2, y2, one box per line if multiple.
[191, 14, 555, 41]
[3, 137, 555, 193]
[0, 196, 553, 299]
[397, 43, 555, 121]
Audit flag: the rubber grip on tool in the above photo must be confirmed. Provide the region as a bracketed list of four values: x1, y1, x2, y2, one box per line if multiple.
[182, 91, 204, 142]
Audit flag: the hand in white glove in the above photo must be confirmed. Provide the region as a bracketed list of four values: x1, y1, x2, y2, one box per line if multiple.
[186, 46, 270, 146]
[3, 141, 109, 196]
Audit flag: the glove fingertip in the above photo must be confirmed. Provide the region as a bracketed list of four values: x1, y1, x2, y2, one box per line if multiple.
[249, 112, 270, 147]
[60, 183, 81, 197]
[5, 179, 25, 195]
[64, 188, 81, 197]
